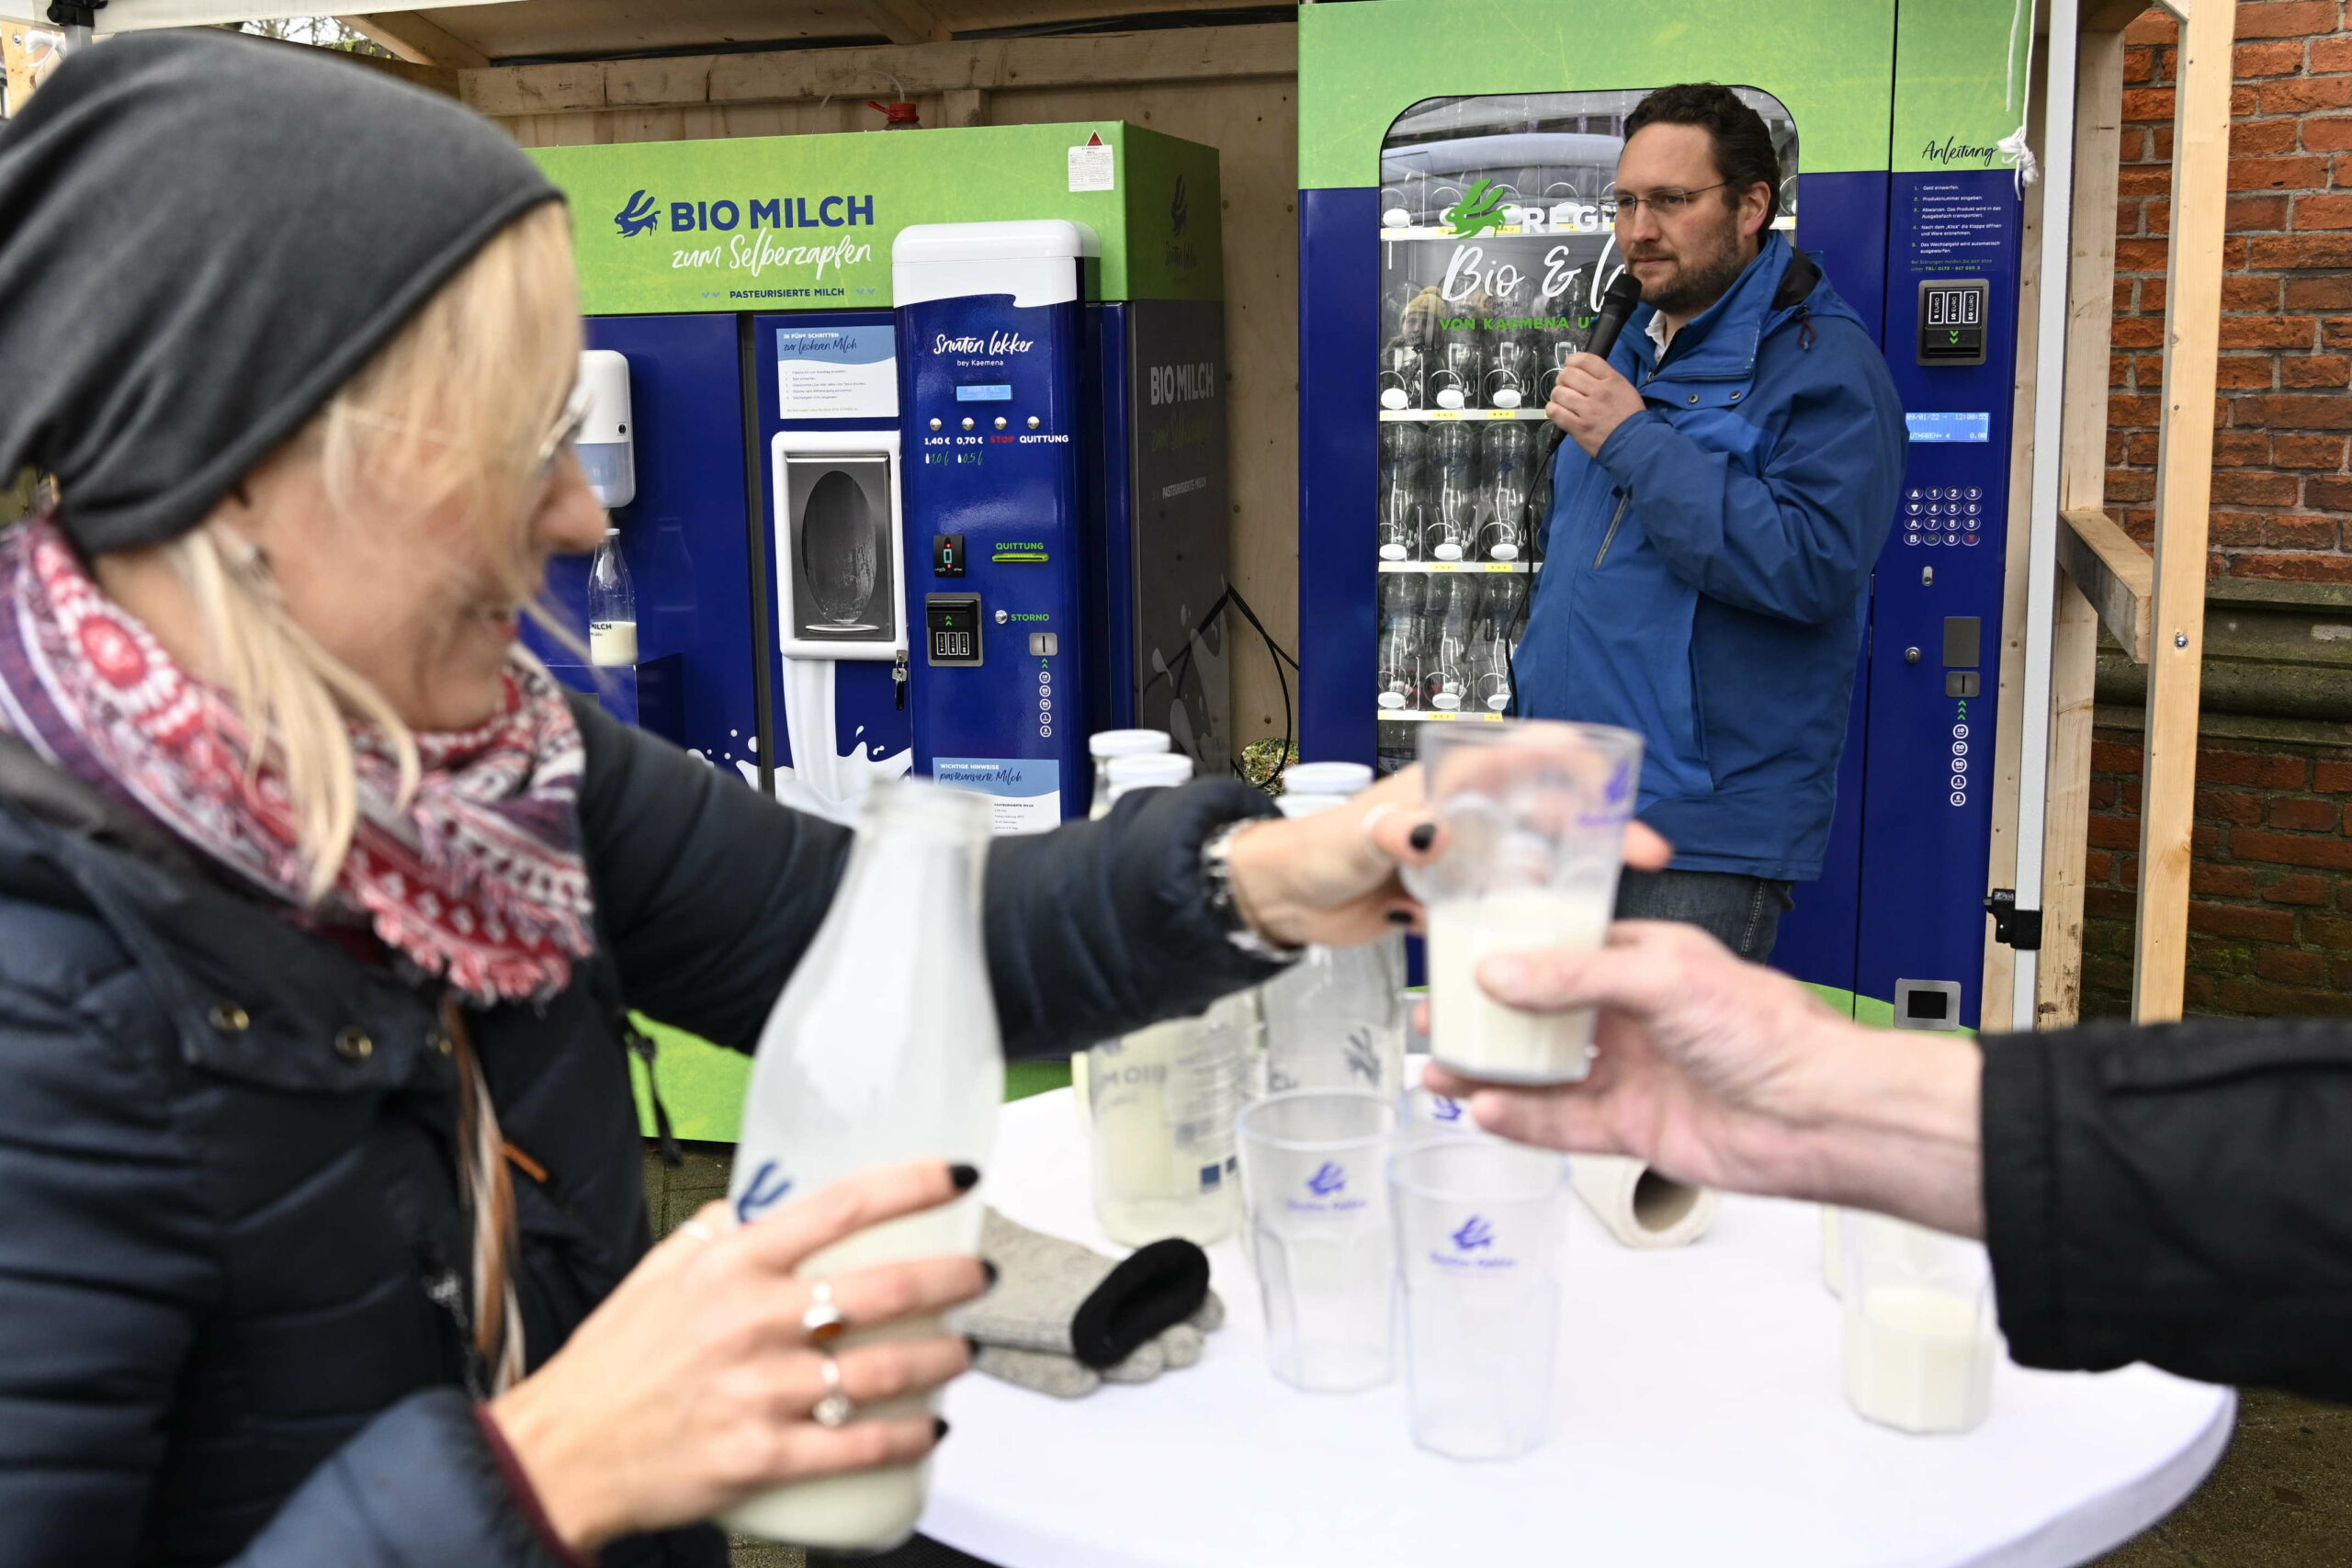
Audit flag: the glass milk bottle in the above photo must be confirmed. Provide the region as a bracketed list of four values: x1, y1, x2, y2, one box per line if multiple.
[1072, 730, 1172, 1133]
[1088, 751, 1243, 1247]
[586, 526, 638, 667]
[720, 780, 999, 1551]
[1255, 764, 1408, 1100]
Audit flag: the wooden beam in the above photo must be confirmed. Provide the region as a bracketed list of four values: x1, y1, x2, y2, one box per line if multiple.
[2041, 573, 2102, 1022]
[2058, 507, 2154, 661]
[2084, 0, 2159, 28]
[461, 23, 1298, 118]
[2039, 19, 2132, 1029]
[2132, 0, 2233, 1022]
[853, 0, 949, 46]
[935, 87, 989, 128]
[338, 12, 492, 71]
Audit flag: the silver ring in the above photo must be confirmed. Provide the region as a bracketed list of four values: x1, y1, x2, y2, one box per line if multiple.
[677, 1220, 716, 1243]
[801, 1278, 849, 1344]
[811, 1351, 854, 1428]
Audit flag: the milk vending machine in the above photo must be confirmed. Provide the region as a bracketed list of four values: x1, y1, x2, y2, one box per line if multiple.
[524, 127, 1230, 1135]
[526, 124, 1229, 823]
[1296, 0, 2030, 1028]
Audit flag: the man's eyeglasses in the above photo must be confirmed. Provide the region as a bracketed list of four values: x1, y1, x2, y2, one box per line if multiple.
[1600, 183, 1731, 223]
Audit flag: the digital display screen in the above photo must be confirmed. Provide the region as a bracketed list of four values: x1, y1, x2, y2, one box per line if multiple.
[956, 384, 1012, 401]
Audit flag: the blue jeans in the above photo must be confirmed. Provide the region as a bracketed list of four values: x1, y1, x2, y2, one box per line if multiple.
[1613, 868, 1795, 962]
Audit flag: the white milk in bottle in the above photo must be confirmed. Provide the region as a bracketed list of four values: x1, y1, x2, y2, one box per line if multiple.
[1425, 886, 1610, 1083]
[1085, 750, 1242, 1246]
[1073, 731, 1172, 1133]
[719, 780, 999, 1551]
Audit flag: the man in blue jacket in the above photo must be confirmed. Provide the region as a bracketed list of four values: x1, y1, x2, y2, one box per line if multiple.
[1517, 83, 1905, 961]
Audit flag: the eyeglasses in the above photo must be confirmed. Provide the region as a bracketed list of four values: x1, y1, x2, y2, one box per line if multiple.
[1600, 183, 1730, 223]
[533, 385, 594, 483]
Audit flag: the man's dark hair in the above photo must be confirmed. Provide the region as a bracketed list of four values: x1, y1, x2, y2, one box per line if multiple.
[1623, 84, 1782, 216]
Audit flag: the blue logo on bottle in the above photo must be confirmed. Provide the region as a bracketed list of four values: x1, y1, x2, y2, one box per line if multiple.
[615, 189, 660, 238]
[1306, 1162, 1348, 1198]
[1431, 1095, 1465, 1122]
[1452, 1214, 1497, 1252]
[734, 1159, 794, 1224]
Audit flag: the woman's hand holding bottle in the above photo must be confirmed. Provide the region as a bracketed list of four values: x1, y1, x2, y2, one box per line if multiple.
[487, 1159, 989, 1553]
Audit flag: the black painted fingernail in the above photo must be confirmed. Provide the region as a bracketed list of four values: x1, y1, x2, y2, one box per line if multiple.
[982, 1260, 1001, 1288]
[1409, 822, 1436, 852]
[934, 1416, 952, 1440]
[1386, 908, 1415, 926]
[949, 1163, 981, 1191]
[965, 1334, 984, 1361]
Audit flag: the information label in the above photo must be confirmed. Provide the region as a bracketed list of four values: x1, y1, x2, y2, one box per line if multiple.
[934, 758, 1061, 834]
[776, 326, 897, 418]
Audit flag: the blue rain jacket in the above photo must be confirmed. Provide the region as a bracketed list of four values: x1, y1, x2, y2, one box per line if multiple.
[1514, 232, 1905, 882]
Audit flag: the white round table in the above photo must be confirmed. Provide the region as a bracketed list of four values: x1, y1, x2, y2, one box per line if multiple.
[924, 1088, 2233, 1568]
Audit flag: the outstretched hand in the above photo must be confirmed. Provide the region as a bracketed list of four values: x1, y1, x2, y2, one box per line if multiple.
[1426, 920, 1987, 1237]
[1222, 765, 1672, 951]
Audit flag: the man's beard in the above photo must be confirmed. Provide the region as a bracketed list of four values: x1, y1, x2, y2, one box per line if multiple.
[1634, 220, 1749, 319]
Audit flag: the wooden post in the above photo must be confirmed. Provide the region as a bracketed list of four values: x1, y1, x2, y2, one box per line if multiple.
[936, 87, 989, 128]
[2132, 0, 2233, 1022]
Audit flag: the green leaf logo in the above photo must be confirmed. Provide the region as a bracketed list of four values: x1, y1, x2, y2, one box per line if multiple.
[1445, 178, 1510, 238]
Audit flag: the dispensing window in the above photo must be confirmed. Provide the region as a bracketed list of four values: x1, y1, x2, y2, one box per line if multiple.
[1917, 279, 1989, 366]
[784, 452, 896, 642]
[925, 594, 984, 666]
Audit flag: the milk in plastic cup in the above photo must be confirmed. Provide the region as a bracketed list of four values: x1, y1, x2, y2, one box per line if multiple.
[1235, 1090, 1398, 1393]
[1406, 720, 1644, 1085]
[1389, 1136, 1570, 1461]
[1840, 1210, 1999, 1434]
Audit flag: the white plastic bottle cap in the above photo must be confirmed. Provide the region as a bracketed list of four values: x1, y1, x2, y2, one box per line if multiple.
[1378, 691, 1408, 709]
[1433, 541, 1464, 561]
[1492, 389, 1521, 409]
[1436, 388, 1465, 411]
[1090, 728, 1171, 760]
[1489, 543, 1521, 560]
[1106, 751, 1194, 800]
[1284, 761, 1374, 796]
[1379, 542, 1409, 560]
[1380, 387, 1410, 410]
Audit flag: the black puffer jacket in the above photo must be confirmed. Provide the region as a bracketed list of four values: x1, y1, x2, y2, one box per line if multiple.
[0, 699, 1280, 1566]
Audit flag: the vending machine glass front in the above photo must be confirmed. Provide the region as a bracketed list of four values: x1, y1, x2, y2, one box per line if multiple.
[1368, 89, 1796, 774]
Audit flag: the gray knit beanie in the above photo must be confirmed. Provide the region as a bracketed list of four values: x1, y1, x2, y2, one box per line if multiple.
[0, 29, 561, 553]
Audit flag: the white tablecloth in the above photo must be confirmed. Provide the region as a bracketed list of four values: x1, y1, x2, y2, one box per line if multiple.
[925, 1089, 2232, 1568]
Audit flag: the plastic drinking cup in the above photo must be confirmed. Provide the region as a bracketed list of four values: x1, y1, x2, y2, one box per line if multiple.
[1404, 720, 1645, 1085]
[1235, 1091, 1398, 1393]
[1388, 1136, 1571, 1461]
[1840, 1210, 2000, 1434]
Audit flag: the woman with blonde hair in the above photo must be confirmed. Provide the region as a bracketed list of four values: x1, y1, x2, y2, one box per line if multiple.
[0, 31, 1439, 1565]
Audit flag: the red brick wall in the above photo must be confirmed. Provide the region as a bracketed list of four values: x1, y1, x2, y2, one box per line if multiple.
[2111, 2, 2352, 583]
[2082, 6, 2352, 1019]
[2083, 729, 2352, 1016]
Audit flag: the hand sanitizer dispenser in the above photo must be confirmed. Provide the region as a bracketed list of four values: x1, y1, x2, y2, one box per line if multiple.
[574, 349, 636, 509]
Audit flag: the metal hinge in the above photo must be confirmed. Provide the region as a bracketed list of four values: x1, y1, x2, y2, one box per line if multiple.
[1984, 889, 2043, 951]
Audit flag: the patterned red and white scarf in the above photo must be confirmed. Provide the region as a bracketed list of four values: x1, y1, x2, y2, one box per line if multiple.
[0, 517, 594, 1004]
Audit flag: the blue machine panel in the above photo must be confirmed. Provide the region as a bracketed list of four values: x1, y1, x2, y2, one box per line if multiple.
[898, 291, 1091, 825]
[1297, 185, 1385, 767]
[1854, 168, 2025, 1029]
[535, 314, 763, 786]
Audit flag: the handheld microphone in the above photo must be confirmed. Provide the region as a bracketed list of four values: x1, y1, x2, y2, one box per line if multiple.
[1544, 272, 1645, 461]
